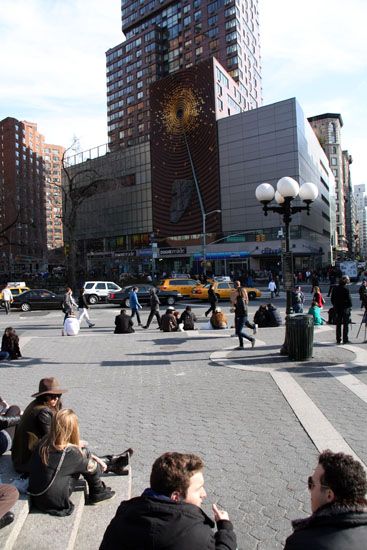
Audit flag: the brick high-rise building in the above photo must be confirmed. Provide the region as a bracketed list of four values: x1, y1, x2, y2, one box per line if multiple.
[0, 117, 64, 276]
[106, 0, 262, 150]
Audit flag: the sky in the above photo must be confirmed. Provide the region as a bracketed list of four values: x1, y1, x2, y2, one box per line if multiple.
[1, 0, 366, 184]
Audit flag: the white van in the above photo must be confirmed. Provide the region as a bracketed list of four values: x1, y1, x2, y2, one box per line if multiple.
[83, 281, 122, 304]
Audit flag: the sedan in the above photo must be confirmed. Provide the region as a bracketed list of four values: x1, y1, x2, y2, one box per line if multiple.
[10, 289, 64, 312]
[107, 285, 183, 308]
[191, 281, 262, 301]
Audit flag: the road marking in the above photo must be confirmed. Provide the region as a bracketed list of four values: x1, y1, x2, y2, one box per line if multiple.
[271, 369, 367, 467]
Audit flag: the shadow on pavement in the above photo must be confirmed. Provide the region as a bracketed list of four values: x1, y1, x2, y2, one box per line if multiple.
[100, 360, 171, 367]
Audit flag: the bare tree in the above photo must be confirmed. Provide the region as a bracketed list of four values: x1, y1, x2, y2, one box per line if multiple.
[61, 142, 108, 289]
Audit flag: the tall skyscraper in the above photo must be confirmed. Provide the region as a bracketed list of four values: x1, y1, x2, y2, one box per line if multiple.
[44, 144, 65, 252]
[0, 117, 64, 275]
[106, 0, 262, 150]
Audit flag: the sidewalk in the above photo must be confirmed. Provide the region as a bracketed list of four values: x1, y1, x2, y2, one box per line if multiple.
[0, 306, 366, 549]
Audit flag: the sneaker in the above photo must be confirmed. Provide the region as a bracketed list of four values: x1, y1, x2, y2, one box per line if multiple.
[235, 346, 244, 350]
[251, 339, 256, 349]
[143, 326, 148, 329]
[0, 512, 14, 530]
[253, 324, 258, 335]
[89, 324, 95, 328]
[87, 483, 115, 505]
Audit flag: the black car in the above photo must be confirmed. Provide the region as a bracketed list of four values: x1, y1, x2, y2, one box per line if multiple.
[107, 285, 183, 308]
[10, 289, 64, 312]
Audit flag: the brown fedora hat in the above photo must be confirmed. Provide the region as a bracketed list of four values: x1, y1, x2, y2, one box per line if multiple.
[31, 377, 67, 398]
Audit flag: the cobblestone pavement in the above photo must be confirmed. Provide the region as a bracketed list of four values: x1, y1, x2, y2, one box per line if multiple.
[1, 296, 366, 550]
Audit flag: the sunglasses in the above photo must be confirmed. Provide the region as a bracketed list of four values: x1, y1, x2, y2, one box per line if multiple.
[307, 476, 329, 490]
[45, 394, 62, 400]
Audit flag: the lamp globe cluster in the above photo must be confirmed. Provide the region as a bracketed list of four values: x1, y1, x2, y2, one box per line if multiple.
[255, 177, 318, 205]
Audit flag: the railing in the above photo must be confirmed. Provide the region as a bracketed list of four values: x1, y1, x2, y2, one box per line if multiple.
[64, 143, 110, 166]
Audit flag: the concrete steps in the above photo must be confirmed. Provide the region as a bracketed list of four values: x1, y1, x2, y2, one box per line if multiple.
[0, 454, 131, 550]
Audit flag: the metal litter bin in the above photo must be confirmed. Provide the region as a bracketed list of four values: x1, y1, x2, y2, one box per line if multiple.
[287, 314, 314, 360]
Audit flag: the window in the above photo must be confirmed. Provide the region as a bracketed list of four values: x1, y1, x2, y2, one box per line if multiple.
[331, 157, 337, 166]
[96, 283, 106, 290]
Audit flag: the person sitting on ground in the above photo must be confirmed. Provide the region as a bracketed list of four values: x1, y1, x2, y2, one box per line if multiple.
[210, 307, 228, 329]
[160, 307, 178, 332]
[253, 304, 270, 328]
[308, 300, 325, 326]
[265, 303, 282, 327]
[28, 409, 132, 516]
[284, 449, 367, 549]
[0, 396, 21, 457]
[179, 306, 197, 330]
[114, 309, 134, 334]
[100, 451, 237, 550]
[0, 484, 19, 530]
[1, 327, 22, 360]
[12, 378, 65, 473]
[62, 312, 80, 336]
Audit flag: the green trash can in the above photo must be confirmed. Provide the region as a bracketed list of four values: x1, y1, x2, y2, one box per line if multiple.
[287, 314, 314, 360]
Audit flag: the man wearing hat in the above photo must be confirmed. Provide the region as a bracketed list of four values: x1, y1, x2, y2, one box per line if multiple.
[12, 377, 66, 473]
[160, 307, 178, 332]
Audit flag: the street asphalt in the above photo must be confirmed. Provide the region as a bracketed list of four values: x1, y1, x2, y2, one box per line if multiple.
[1, 285, 366, 550]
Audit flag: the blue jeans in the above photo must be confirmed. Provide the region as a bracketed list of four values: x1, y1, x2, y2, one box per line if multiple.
[0, 351, 10, 361]
[235, 315, 255, 347]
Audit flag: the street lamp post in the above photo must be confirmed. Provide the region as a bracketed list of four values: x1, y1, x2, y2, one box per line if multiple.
[202, 209, 221, 275]
[255, 177, 318, 354]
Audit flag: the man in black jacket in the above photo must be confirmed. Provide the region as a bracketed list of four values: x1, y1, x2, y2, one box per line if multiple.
[143, 287, 161, 329]
[331, 276, 352, 344]
[284, 449, 367, 549]
[100, 452, 237, 550]
[114, 309, 135, 334]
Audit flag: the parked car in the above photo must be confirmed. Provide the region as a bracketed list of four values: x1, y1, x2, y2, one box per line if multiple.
[83, 281, 122, 304]
[158, 278, 201, 297]
[191, 281, 262, 300]
[0, 283, 30, 307]
[107, 285, 183, 308]
[10, 289, 64, 312]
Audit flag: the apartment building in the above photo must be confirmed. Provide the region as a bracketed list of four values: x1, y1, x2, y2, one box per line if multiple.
[106, 0, 262, 150]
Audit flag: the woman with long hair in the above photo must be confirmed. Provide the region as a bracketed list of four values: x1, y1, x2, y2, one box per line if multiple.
[234, 287, 257, 349]
[1, 327, 21, 360]
[28, 409, 115, 516]
[12, 378, 64, 473]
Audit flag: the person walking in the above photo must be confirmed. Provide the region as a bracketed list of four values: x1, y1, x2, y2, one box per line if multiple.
[234, 287, 256, 350]
[143, 288, 161, 329]
[205, 284, 218, 318]
[331, 276, 352, 344]
[268, 279, 276, 299]
[77, 288, 95, 328]
[129, 287, 143, 326]
[62, 287, 77, 321]
[2, 285, 13, 315]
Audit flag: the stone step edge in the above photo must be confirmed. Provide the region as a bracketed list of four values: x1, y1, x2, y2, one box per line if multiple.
[0, 497, 30, 550]
[12, 487, 85, 550]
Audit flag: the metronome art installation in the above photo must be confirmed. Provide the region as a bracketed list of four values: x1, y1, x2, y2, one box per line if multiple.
[150, 59, 221, 238]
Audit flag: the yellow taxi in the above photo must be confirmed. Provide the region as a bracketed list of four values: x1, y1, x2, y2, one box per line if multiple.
[0, 283, 30, 306]
[191, 281, 261, 301]
[158, 278, 201, 297]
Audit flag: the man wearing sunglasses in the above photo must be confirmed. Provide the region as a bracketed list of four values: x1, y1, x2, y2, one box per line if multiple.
[284, 449, 367, 549]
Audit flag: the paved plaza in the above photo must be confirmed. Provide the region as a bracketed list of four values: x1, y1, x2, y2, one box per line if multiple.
[1, 289, 367, 550]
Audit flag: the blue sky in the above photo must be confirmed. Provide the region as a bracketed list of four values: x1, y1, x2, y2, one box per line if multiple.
[1, 0, 366, 185]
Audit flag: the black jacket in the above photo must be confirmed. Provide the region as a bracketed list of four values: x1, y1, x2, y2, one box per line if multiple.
[284, 503, 367, 550]
[1, 334, 22, 359]
[208, 288, 218, 306]
[114, 313, 134, 334]
[266, 305, 282, 327]
[331, 284, 352, 311]
[149, 290, 160, 311]
[179, 310, 197, 330]
[78, 294, 89, 308]
[100, 494, 237, 550]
